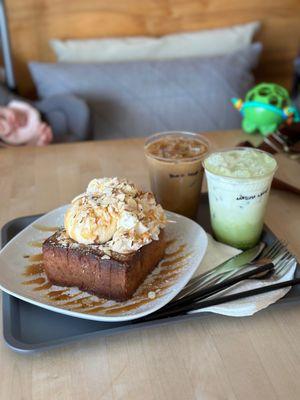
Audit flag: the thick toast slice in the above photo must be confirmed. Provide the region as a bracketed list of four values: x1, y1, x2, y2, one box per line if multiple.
[42, 229, 166, 301]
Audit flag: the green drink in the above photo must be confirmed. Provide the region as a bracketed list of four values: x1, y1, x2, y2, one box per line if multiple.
[203, 148, 277, 249]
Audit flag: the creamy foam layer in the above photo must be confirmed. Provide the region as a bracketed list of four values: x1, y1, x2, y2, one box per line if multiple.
[204, 148, 277, 178]
[146, 135, 207, 160]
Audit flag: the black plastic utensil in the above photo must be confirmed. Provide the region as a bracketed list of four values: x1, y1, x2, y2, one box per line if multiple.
[156, 278, 300, 320]
[144, 261, 274, 320]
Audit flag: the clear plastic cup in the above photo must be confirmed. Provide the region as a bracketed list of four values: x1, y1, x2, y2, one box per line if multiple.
[203, 147, 277, 249]
[145, 131, 210, 219]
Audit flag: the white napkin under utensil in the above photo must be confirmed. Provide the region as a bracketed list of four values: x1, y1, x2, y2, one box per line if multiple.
[191, 234, 296, 317]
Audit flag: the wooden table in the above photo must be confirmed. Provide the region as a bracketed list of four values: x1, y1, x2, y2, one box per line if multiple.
[0, 130, 299, 400]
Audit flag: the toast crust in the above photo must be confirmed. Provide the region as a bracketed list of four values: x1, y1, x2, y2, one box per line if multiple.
[42, 229, 166, 301]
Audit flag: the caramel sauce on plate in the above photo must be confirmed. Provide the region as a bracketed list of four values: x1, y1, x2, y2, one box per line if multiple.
[160, 252, 191, 268]
[164, 244, 186, 259]
[47, 289, 67, 298]
[61, 296, 92, 306]
[21, 236, 192, 316]
[23, 263, 44, 276]
[165, 238, 176, 247]
[33, 282, 52, 291]
[71, 299, 107, 311]
[94, 299, 152, 315]
[33, 224, 59, 232]
[28, 240, 43, 248]
[27, 253, 43, 262]
[23, 277, 45, 285]
[46, 293, 72, 301]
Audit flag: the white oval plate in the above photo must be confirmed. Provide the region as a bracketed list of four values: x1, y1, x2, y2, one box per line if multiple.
[0, 206, 207, 322]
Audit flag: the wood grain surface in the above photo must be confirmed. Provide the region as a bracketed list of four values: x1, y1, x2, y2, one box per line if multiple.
[5, 0, 300, 95]
[0, 130, 300, 400]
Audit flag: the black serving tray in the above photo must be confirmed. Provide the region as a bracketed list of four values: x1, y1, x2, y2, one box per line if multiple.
[2, 195, 300, 353]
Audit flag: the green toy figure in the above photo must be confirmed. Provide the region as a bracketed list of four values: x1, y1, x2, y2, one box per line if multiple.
[232, 83, 298, 136]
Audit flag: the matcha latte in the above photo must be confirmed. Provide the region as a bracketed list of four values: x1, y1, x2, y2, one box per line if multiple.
[204, 148, 277, 249]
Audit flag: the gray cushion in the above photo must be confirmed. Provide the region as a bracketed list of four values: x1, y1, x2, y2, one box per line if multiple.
[0, 84, 90, 142]
[29, 43, 262, 140]
[36, 94, 91, 142]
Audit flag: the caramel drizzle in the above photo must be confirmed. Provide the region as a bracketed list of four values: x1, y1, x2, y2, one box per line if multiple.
[28, 240, 43, 248]
[28, 253, 43, 262]
[33, 282, 53, 291]
[32, 224, 59, 232]
[71, 299, 107, 310]
[47, 289, 67, 298]
[165, 238, 176, 247]
[22, 235, 191, 315]
[23, 277, 45, 285]
[164, 244, 186, 259]
[23, 253, 43, 261]
[87, 298, 152, 315]
[23, 263, 44, 276]
[160, 252, 192, 268]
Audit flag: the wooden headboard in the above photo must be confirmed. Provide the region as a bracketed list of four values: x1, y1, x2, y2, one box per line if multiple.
[6, 0, 300, 96]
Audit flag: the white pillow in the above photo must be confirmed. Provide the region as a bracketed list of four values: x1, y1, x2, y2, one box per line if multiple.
[50, 21, 260, 63]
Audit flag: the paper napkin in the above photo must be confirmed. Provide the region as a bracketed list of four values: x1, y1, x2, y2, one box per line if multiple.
[191, 234, 296, 317]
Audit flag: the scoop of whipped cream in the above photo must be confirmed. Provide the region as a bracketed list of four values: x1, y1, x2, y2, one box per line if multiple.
[64, 177, 166, 253]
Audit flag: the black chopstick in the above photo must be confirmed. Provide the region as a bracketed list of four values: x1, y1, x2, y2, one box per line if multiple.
[149, 277, 300, 321]
[163, 262, 274, 312]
